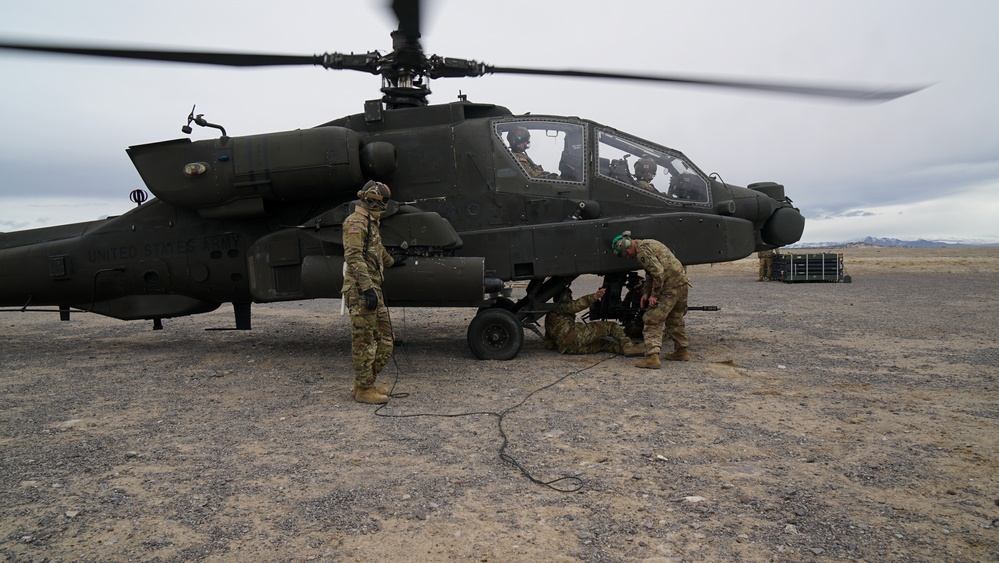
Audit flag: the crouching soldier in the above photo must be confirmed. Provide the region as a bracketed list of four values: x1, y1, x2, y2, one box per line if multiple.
[544, 287, 645, 357]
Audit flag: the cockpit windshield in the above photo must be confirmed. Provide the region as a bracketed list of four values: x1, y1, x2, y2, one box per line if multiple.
[596, 129, 710, 204]
[495, 120, 585, 182]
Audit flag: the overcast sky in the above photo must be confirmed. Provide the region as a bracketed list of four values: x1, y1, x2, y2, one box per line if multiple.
[1, 0, 997, 244]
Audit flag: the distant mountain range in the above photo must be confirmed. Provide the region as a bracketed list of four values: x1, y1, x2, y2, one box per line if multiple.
[790, 236, 999, 248]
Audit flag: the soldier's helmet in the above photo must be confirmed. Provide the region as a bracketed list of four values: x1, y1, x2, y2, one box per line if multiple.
[634, 157, 657, 182]
[506, 126, 531, 150]
[611, 231, 633, 256]
[357, 180, 391, 211]
[557, 287, 573, 302]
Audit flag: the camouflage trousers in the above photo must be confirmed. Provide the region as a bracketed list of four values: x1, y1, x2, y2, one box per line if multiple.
[758, 256, 774, 280]
[347, 286, 394, 387]
[642, 284, 689, 355]
[555, 321, 629, 355]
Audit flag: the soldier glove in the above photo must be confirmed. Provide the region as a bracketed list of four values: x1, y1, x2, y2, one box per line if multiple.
[362, 288, 378, 310]
[390, 252, 408, 267]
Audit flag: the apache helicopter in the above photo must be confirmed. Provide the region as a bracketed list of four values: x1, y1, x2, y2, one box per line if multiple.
[0, 0, 921, 360]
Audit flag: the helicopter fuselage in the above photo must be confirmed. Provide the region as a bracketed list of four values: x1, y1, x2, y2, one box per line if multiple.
[0, 99, 803, 357]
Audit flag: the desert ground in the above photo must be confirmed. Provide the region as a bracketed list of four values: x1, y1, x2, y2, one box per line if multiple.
[1, 246, 997, 562]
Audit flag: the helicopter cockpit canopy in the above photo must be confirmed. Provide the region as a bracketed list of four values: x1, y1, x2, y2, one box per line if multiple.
[491, 119, 710, 207]
[596, 129, 710, 205]
[494, 120, 587, 185]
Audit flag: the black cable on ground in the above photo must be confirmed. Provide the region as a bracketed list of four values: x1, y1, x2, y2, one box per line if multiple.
[366, 309, 614, 492]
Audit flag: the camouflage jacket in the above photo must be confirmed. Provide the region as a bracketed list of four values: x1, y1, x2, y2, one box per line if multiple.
[544, 293, 596, 351]
[635, 239, 690, 297]
[514, 151, 556, 179]
[637, 180, 657, 192]
[342, 206, 395, 294]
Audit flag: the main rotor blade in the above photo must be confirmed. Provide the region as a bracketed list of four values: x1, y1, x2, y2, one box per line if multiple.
[1, 37, 927, 102]
[392, 0, 421, 44]
[485, 65, 925, 102]
[0, 40, 322, 67]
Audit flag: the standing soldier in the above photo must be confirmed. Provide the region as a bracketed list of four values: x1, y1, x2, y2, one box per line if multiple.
[342, 181, 402, 404]
[611, 231, 692, 368]
[758, 248, 775, 281]
[544, 287, 645, 357]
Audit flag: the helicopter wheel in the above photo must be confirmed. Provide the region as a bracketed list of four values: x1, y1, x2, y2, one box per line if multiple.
[467, 307, 524, 360]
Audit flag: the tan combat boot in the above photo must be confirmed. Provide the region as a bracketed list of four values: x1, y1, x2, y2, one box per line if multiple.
[663, 347, 690, 361]
[353, 383, 390, 395]
[356, 381, 389, 395]
[369, 367, 390, 395]
[635, 354, 662, 369]
[621, 343, 645, 357]
[352, 383, 389, 404]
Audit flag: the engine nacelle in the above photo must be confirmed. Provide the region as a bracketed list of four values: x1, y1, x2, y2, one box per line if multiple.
[127, 127, 383, 217]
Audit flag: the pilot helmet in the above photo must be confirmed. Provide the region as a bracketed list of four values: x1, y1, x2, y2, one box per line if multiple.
[506, 126, 531, 149]
[634, 157, 657, 181]
[611, 231, 633, 256]
[357, 180, 392, 211]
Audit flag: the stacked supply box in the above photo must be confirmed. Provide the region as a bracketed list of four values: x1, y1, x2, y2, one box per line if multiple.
[773, 252, 846, 283]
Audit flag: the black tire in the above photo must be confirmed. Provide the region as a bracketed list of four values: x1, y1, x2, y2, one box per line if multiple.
[466, 308, 524, 360]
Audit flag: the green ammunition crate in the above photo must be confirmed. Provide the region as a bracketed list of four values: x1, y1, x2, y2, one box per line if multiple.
[774, 252, 844, 282]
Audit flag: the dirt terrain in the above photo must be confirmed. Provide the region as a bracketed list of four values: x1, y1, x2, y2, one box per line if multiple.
[1, 246, 997, 562]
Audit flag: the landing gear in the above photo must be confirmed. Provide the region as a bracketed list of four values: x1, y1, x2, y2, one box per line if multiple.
[465, 276, 575, 360]
[466, 307, 524, 360]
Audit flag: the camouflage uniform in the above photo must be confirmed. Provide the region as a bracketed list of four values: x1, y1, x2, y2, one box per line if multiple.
[635, 239, 691, 356]
[758, 249, 775, 281]
[544, 292, 631, 354]
[637, 180, 657, 192]
[513, 151, 557, 179]
[342, 206, 396, 389]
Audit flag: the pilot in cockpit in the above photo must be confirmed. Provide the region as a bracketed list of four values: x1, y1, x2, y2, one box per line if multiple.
[507, 126, 559, 180]
[634, 157, 658, 192]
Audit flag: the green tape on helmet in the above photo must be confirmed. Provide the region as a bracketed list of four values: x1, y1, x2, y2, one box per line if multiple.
[611, 231, 632, 256]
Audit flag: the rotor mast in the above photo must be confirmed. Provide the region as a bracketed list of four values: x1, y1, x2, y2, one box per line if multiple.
[381, 29, 430, 108]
